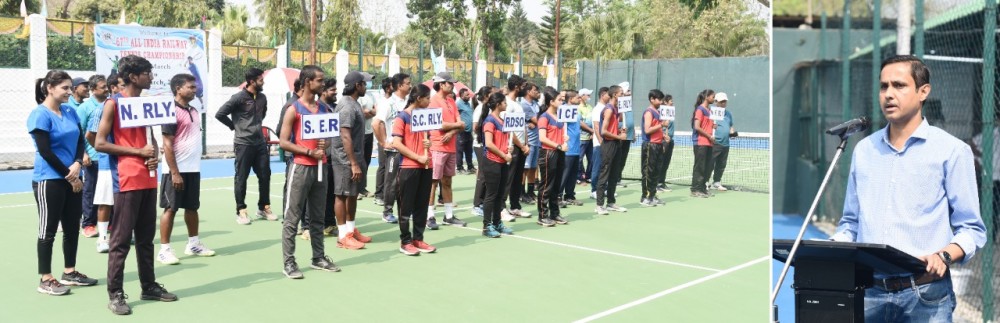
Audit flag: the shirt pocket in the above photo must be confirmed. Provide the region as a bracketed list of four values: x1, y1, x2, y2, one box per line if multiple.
[899, 160, 944, 215]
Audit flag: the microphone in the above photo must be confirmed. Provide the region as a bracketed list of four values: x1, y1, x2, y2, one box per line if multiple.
[826, 116, 871, 138]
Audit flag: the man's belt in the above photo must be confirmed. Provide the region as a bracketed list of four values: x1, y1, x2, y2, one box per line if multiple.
[872, 272, 945, 292]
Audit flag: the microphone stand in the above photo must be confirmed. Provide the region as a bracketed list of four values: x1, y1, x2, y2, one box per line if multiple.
[770, 136, 850, 321]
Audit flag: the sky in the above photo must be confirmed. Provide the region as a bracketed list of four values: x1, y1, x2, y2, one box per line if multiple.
[227, 0, 549, 37]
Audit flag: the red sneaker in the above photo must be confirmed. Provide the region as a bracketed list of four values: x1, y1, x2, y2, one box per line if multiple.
[337, 235, 366, 250]
[82, 226, 97, 238]
[399, 242, 420, 256]
[412, 240, 436, 253]
[352, 228, 372, 243]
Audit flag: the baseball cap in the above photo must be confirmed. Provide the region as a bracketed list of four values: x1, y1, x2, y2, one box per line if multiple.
[618, 81, 630, 92]
[579, 88, 593, 96]
[431, 71, 457, 83]
[715, 92, 729, 102]
[344, 71, 373, 86]
[72, 77, 88, 88]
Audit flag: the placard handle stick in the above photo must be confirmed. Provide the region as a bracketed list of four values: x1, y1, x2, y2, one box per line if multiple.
[146, 127, 155, 177]
[424, 132, 431, 169]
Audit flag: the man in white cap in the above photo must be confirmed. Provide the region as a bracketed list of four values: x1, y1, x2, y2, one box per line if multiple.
[577, 88, 595, 183]
[709, 92, 736, 191]
[427, 72, 467, 229]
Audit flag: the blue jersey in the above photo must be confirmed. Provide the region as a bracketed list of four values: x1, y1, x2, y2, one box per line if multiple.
[27, 104, 80, 182]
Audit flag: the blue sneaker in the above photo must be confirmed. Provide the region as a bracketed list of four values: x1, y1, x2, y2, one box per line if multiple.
[382, 213, 398, 224]
[472, 206, 484, 217]
[495, 222, 513, 235]
[482, 224, 501, 238]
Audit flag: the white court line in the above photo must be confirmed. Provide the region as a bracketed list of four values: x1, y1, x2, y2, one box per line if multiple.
[0, 203, 34, 209]
[573, 256, 769, 323]
[663, 165, 769, 182]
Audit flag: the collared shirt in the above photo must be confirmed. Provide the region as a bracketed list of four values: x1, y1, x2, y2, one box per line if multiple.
[831, 120, 987, 272]
[714, 110, 734, 147]
[76, 96, 103, 160]
[522, 99, 540, 146]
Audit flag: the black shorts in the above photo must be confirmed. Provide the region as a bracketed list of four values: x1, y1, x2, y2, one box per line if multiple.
[331, 164, 358, 196]
[159, 172, 201, 211]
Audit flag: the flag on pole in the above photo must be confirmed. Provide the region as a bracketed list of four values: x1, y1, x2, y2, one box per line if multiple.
[19, 0, 27, 17]
[40, 0, 47, 17]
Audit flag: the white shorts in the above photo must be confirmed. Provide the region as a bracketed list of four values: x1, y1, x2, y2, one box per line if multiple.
[94, 170, 114, 206]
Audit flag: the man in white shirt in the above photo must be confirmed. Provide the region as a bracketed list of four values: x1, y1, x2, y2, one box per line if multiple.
[372, 73, 411, 223]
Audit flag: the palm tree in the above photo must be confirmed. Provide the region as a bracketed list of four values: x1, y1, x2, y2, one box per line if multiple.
[564, 10, 649, 60]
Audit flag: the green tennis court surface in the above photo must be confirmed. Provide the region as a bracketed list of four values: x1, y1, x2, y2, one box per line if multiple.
[0, 173, 768, 321]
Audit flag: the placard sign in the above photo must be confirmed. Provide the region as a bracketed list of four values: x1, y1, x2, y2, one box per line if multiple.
[710, 106, 726, 121]
[300, 113, 341, 139]
[618, 96, 633, 113]
[557, 105, 578, 123]
[659, 105, 675, 121]
[116, 96, 178, 128]
[411, 108, 444, 132]
[503, 112, 526, 133]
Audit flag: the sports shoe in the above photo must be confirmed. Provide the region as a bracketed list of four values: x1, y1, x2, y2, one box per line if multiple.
[373, 198, 385, 206]
[140, 283, 178, 302]
[537, 218, 556, 227]
[352, 228, 372, 243]
[337, 235, 366, 250]
[383, 213, 398, 223]
[510, 209, 532, 218]
[482, 224, 501, 238]
[651, 197, 664, 206]
[38, 279, 69, 295]
[443, 216, 467, 227]
[184, 241, 216, 257]
[500, 209, 515, 222]
[257, 205, 278, 221]
[157, 248, 180, 265]
[590, 191, 596, 199]
[552, 215, 569, 225]
[558, 200, 569, 208]
[427, 217, 440, 230]
[96, 237, 110, 253]
[496, 222, 514, 235]
[283, 262, 304, 279]
[712, 182, 729, 191]
[60, 271, 98, 286]
[412, 240, 436, 253]
[606, 204, 628, 213]
[301, 230, 311, 240]
[566, 199, 584, 206]
[83, 225, 97, 238]
[310, 256, 342, 272]
[236, 209, 252, 225]
[595, 206, 610, 215]
[691, 191, 709, 198]
[108, 292, 131, 315]
[323, 226, 337, 237]
[640, 199, 654, 207]
[399, 242, 420, 256]
[471, 206, 484, 217]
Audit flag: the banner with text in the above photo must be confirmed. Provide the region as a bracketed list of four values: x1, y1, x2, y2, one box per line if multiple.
[411, 108, 444, 132]
[116, 96, 178, 128]
[95, 24, 208, 112]
[300, 114, 341, 140]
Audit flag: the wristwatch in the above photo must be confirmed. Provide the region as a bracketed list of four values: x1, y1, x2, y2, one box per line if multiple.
[938, 251, 953, 266]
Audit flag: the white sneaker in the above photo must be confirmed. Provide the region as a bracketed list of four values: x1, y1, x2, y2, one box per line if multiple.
[158, 248, 180, 265]
[590, 191, 596, 199]
[511, 209, 532, 218]
[185, 241, 216, 257]
[712, 182, 729, 191]
[96, 237, 109, 253]
[500, 209, 515, 222]
[639, 199, 653, 207]
[607, 204, 628, 212]
[595, 206, 610, 215]
[236, 209, 252, 225]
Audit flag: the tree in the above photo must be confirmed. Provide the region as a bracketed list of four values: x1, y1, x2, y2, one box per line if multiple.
[504, 2, 541, 62]
[405, 0, 467, 48]
[1, 0, 40, 16]
[216, 4, 269, 46]
[563, 9, 650, 60]
[68, 0, 118, 22]
[539, 0, 571, 60]
[255, 0, 305, 46]
[470, 0, 514, 61]
[318, 0, 362, 51]
[69, 0, 209, 27]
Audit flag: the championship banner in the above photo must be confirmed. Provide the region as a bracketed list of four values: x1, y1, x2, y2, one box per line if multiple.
[95, 25, 208, 112]
[411, 108, 444, 132]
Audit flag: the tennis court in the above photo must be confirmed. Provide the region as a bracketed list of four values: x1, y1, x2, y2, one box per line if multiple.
[0, 158, 768, 321]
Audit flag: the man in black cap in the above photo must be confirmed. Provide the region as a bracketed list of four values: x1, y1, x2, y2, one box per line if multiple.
[330, 71, 375, 250]
[68, 77, 90, 109]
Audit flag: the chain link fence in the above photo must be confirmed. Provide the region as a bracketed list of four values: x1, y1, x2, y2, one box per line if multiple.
[0, 16, 29, 68]
[790, 1, 997, 321]
[46, 18, 94, 71]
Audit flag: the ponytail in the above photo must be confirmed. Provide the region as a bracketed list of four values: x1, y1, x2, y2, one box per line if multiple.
[35, 70, 72, 104]
[477, 92, 506, 145]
